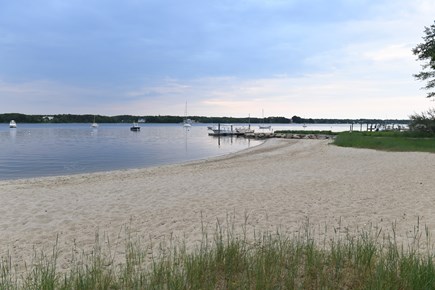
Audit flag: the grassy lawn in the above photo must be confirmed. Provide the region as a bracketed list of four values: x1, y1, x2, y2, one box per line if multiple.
[333, 131, 435, 153]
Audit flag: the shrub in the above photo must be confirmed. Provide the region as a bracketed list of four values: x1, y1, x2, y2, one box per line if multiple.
[409, 108, 435, 134]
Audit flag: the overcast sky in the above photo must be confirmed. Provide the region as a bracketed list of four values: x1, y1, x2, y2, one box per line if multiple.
[1, 0, 434, 119]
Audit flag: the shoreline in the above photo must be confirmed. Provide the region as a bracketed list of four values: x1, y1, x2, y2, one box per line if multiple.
[0, 138, 267, 183]
[1, 138, 434, 270]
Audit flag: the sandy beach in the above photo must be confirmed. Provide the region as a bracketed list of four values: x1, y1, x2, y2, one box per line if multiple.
[1, 138, 435, 269]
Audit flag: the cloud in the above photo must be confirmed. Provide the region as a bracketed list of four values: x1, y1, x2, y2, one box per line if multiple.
[363, 44, 413, 62]
[0, 78, 120, 114]
[1, 0, 435, 119]
[121, 67, 428, 119]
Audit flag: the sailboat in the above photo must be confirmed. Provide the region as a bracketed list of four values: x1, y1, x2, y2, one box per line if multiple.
[9, 120, 17, 128]
[183, 101, 192, 128]
[259, 109, 271, 129]
[91, 115, 98, 128]
[236, 114, 254, 134]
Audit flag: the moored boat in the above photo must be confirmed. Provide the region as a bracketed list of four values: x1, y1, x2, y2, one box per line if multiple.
[259, 109, 271, 130]
[235, 126, 254, 134]
[130, 122, 140, 131]
[91, 116, 98, 128]
[183, 119, 192, 128]
[183, 101, 192, 127]
[9, 120, 17, 128]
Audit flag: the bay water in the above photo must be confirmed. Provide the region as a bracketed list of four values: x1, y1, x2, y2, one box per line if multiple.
[0, 123, 351, 180]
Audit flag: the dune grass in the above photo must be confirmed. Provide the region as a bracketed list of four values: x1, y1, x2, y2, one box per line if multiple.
[2, 219, 435, 289]
[333, 131, 435, 153]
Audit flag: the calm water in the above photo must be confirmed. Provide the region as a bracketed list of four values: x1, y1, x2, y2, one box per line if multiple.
[0, 123, 351, 180]
[0, 123, 262, 180]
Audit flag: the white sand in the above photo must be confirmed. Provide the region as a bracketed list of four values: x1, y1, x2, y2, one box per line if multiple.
[1, 139, 435, 269]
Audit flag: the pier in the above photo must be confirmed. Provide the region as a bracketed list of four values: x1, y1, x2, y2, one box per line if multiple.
[209, 130, 335, 140]
[207, 123, 335, 139]
[207, 123, 250, 136]
[244, 132, 335, 140]
[208, 132, 245, 136]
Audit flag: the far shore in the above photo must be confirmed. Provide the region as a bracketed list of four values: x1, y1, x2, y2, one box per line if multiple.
[1, 138, 434, 271]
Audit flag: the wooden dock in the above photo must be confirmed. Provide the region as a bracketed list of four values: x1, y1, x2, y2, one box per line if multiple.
[208, 132, 245, 136]
[208, 130, 334, 140]
[207, 123, 248, 136]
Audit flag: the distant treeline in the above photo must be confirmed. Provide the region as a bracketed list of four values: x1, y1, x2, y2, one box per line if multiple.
[0, 113, 410, 124]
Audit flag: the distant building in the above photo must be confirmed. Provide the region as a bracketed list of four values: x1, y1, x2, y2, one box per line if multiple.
[43, 116, 54, 121]
[138, 118, 146, 123]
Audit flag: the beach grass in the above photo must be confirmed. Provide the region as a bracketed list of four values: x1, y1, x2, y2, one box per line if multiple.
[2, 220, 435, 289]
[333, 131, 435, 153]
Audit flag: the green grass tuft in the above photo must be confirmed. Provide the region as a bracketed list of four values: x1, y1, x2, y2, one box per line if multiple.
[2, 220, 435, 289]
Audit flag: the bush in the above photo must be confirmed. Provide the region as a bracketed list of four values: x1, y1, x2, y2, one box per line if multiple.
[409, 108, 435, 134]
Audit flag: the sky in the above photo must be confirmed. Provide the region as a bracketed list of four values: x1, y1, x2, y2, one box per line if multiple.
[1, 0, 435, 119]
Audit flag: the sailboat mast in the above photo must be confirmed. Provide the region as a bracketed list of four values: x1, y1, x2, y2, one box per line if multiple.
[183, 101, 192, 127]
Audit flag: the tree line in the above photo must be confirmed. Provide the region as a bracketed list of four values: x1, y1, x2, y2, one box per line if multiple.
[0, 113, 409, 124]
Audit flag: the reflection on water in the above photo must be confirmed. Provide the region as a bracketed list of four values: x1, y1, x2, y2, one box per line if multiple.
[9, 128, 16, 142]
[184, 126, 189, 153]
[211, 134, 252, 148]
[0, 123, 262, 180]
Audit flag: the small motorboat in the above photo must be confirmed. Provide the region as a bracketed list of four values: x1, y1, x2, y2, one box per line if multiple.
[9, 120, 17, 128]
[130, 122, 140, 131]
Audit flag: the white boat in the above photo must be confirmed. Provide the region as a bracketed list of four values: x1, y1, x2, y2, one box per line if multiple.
[183, 101, 192, 127]
[9, 120, 16, 128]
[130, 122, 140, 131]
[91, 116, 98, 128]
[259, 109, 271, 130]
[236, 114, 254, 133]
[183, 119, 192, 128]
[235, 126, 254, 134]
